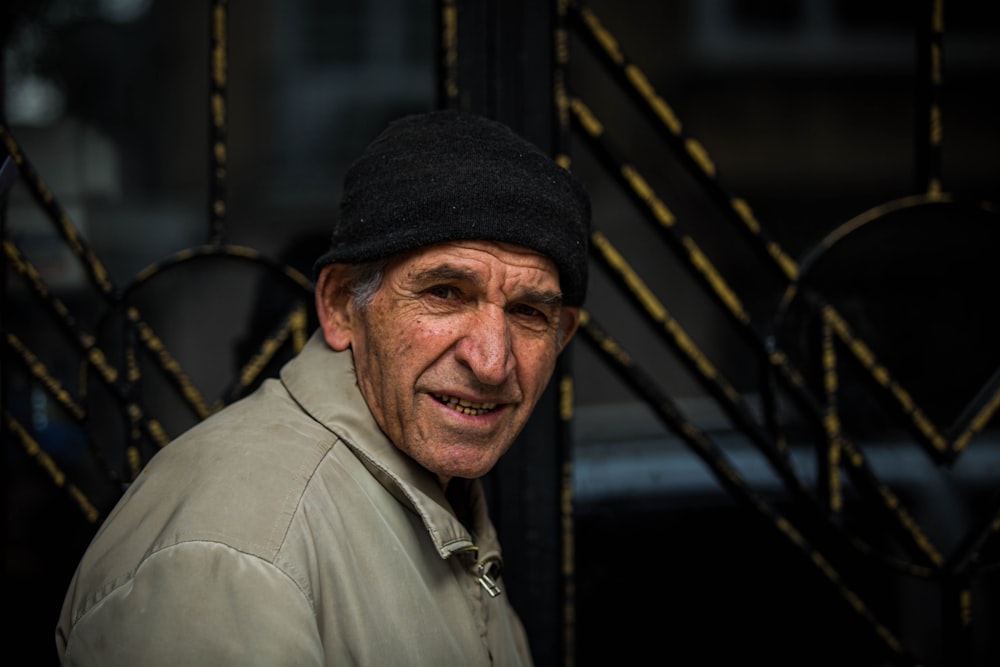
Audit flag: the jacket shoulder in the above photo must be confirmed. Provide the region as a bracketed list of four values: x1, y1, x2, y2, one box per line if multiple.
[62, 379, 341, 623]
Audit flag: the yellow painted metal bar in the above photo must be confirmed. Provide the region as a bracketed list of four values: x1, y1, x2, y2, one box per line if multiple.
[578, 311, 917, 663]
[1, 122, 115, 296]
[209, 0, 229, 243]
[5, 410, 100, 523]
[570, 2, 799, 283]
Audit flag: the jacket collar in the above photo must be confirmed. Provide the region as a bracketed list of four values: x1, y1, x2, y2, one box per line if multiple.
[279, 331, 502, 565]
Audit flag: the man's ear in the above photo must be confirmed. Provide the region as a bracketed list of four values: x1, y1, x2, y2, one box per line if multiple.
[315, 264, 354, 351]
[556, 306, 581, 354]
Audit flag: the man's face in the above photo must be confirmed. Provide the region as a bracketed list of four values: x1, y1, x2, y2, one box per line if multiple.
[318, 240, 579, 487]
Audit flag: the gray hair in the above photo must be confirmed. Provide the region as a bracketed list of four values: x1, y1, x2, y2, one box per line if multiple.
[343, 259, 388, 312]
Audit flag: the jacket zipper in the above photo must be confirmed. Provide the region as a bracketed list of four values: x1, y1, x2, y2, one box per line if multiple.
[455, 546, 503, 598]
[476, 557, 502, 598]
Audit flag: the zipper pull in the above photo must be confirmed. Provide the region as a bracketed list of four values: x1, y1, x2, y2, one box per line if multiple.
[476, 560, 502, 598]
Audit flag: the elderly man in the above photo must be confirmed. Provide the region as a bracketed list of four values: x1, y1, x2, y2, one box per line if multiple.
[55, 110, 590, 666]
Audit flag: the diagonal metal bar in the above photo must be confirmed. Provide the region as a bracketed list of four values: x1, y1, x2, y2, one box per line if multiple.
[122, 244, 315, 418]
[220, 303, 309, 405]
[4, 409, 101, 523]
[121, 305, 216, 422]
[4, 332, 122, 488]
[568, 0, 799, 285]
[949, 365, 1000, 455]
[3, 238, 172, 455]
[2, 122, 117, 297]
[944, 488, 1000, 574]
[566, 1, 998, 470]
[578, 310, 920, 667]
[2, 126, 213, 431]
[824, 302, 999, 463]
[5, 142, 316, 491]
[570, 0, 998, 462]
[573, 97, 991, 572]
[570, 98, 763, 343]
[781, 193, 1000, 460]
[589, 226, 944, 572]
[2, 126, 207, 442]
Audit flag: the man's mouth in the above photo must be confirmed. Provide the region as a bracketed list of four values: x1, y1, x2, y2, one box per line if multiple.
[433, 393, 498, 416]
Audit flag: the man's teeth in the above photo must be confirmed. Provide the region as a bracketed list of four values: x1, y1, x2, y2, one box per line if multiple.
[435, 394, 498, 416]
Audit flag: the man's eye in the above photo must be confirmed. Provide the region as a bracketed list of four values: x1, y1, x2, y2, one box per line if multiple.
[427, 285, 457, 300]
[511, 303, 547, 320]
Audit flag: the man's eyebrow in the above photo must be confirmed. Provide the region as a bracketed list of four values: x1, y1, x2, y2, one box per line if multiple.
[411, 265, 482, 285]
[516, 288, 564, 306]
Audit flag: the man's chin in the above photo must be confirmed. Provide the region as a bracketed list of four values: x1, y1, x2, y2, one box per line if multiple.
[407, 430, 516, 479]
[432, 450, 506, 482]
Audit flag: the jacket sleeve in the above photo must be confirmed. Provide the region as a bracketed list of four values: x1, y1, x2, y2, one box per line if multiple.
[59, 541, 323, 666]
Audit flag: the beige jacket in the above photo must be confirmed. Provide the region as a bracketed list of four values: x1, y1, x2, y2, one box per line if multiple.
[56, 331, 534, 666]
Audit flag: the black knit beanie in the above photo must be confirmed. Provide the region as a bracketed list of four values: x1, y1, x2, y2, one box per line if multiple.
[313, 109, 591, 306]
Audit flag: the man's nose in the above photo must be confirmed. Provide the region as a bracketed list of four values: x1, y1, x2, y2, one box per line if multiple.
[454, 306, 514, 386]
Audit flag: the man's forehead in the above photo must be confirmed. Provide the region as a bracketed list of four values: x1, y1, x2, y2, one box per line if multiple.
[396, 240, 559, 275]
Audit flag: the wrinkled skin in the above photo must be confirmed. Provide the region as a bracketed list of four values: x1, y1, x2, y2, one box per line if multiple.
[316, 240, 580, 489]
